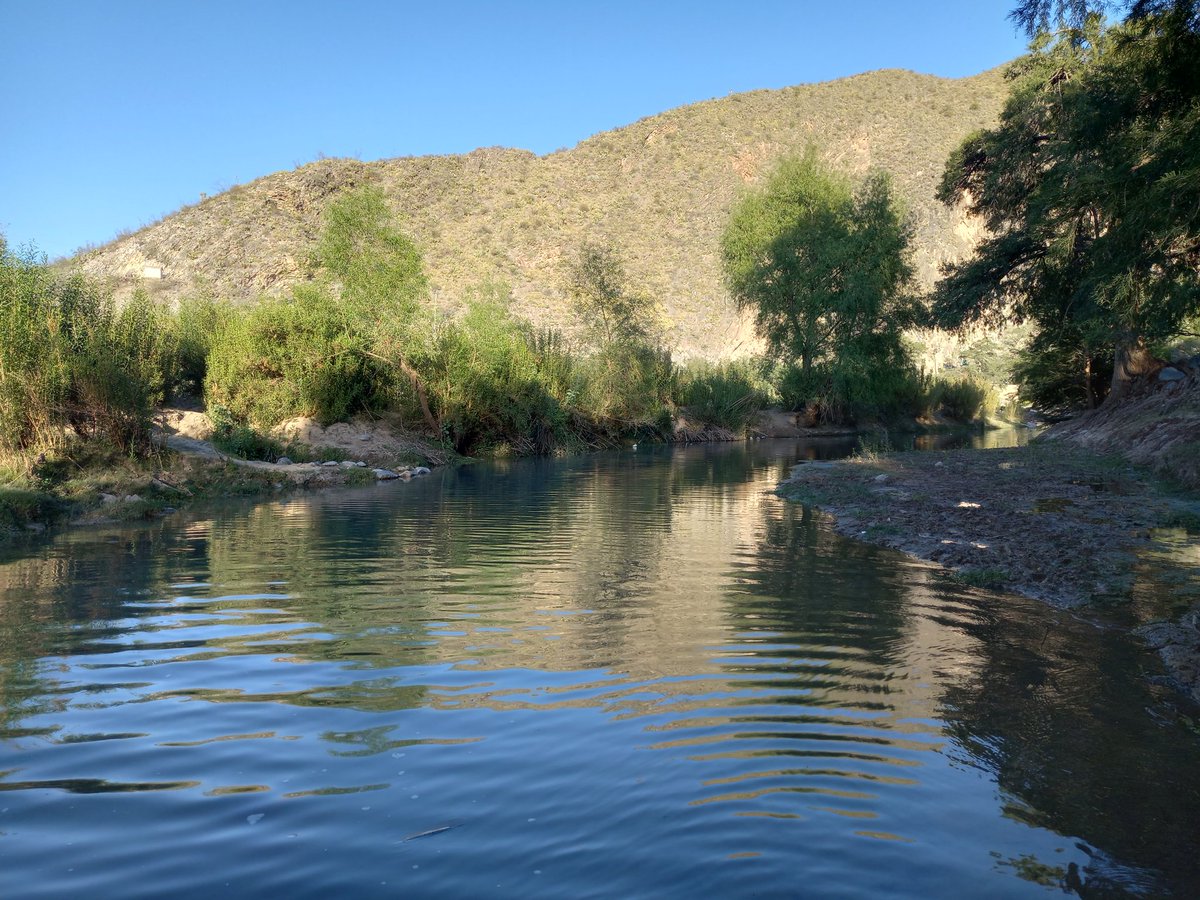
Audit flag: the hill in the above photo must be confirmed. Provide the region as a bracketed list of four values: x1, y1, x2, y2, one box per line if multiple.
[73, 67, 1009, 359]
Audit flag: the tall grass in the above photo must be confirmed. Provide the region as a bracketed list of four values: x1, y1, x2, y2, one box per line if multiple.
[675, 359, 772, 432]
[0, 242, 172, 455]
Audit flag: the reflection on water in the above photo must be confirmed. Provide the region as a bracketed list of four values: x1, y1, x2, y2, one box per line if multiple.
[0, 435, 1196, 898]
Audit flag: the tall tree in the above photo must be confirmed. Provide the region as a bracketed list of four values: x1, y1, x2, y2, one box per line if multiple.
[935, 7, 1200, 401]
[722, 150, 917, 379]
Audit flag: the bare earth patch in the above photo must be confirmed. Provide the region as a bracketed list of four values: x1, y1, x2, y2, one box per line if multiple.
[778, 444, 1200, 701]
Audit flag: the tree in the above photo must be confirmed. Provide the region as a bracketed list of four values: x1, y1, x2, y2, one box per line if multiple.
[565, 242, 654, 347]
[935, 8, 1200, 401]
[721, 150, 918, 415]
[317, 187, 439, 429]
[1010, 0, 1196, 34]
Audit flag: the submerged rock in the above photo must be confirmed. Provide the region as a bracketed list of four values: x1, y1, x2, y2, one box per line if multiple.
[412, 466, 431, 476]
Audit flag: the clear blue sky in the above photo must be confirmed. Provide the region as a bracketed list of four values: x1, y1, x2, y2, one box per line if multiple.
[1, 0, 1027, 260]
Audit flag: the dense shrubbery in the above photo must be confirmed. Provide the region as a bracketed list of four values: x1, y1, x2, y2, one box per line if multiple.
[0, 241, 173, 454]
[204, 284, 398, 426]
[7, 165, 1000, 474]
[930, 375, 994, 422]
[676, 360, 773, 432]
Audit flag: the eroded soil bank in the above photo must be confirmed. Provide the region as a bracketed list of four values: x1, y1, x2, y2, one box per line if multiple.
[778, 444, 1200, 702]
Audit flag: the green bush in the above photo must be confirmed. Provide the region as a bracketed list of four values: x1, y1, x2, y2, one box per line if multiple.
[774, 336, 927, 426]
[931, 376, 994, 422]
[209, 405, 285, 461]
[168, 295, 231, 398]
[576, 343, 675, 430]
[0, 243, 172, 454]
[204, 285, 396, 426]
[676, 359, 771, 432]
[421, 296, 573, 455]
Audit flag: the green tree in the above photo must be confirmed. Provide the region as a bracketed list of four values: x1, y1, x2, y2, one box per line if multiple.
[936, 6, 1200, 402]
[565, 242, 654, 347]
[317, 186, 438, 430]
[721, 150, 919, 420]
[205, 187, 439, 429]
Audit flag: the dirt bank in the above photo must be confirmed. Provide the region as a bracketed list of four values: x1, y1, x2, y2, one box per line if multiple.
[778, 444, 1200, 702]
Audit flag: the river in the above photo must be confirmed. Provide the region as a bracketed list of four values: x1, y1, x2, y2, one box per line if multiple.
[1, 437, 1197, 897]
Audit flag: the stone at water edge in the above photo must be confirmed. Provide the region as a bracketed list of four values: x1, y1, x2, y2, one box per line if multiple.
[373, 469, 399, 480]
[321, 460, 340, 468]
[412, 466, 431, 476]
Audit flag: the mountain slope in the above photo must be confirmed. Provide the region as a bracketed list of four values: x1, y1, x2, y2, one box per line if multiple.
[75, 67, 1008, 358]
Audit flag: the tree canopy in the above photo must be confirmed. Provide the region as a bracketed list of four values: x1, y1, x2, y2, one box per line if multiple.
[721, 150, 921, 422]
[934, 6, 1200, 400]
[722, 150, 917, 376]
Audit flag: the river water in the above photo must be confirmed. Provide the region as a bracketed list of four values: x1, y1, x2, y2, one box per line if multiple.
[1, 438, 1197, 898]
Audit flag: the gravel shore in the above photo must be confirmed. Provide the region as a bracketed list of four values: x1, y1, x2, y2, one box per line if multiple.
[777, 443, 1200, 701]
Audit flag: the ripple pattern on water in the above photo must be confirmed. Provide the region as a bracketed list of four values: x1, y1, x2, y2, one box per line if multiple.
[0, 440, 1196, 897]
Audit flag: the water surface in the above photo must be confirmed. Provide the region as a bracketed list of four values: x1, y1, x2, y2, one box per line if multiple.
[1, 439, 1196, 897]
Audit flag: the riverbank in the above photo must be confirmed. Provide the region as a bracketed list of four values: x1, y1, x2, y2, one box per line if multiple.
[777, 443, 1200, 702]
[0, 411, 447, 542]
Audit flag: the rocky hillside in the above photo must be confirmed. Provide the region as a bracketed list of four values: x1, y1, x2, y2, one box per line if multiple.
[73, 67, 1009, 359]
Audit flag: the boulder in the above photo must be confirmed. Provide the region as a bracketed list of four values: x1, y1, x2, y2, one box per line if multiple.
[276, 456, 293, 466]
[1158, 367, 1186, 382]
[373, 468, 399, 480]
[412, 466, 431, 476]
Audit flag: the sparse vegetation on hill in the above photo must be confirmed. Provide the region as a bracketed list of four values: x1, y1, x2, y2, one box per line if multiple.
[70, 68, 1010, 363]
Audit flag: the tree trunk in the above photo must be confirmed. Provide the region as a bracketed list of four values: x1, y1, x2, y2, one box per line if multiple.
[1083, 354, 1097, 409]
[1107, 334, 1159, 404]
[396, 358, 439, 433]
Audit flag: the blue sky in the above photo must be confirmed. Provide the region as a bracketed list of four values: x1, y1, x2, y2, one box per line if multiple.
[1, 1, 1027, 260]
